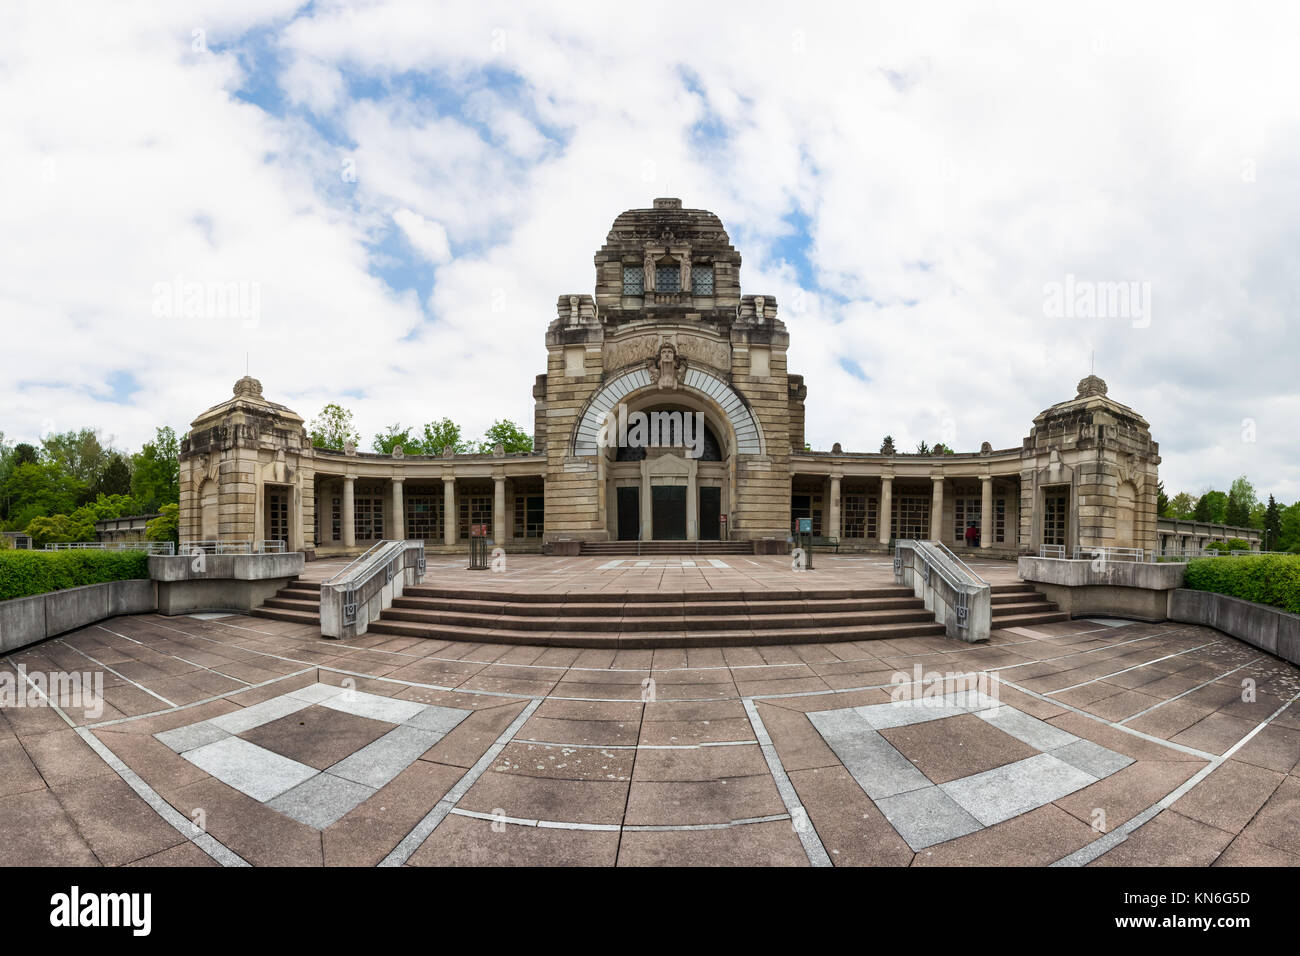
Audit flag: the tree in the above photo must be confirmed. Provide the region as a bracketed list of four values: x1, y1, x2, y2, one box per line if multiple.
[309, 404, 361, 451]
[2, 462, 86, 529]
[915, 440, 931, 455]
[147, 504, 179, 545]
[419, 418, 468, 455]
[41, 428, 111, 490]
[478, 420, 533, 454]
[1279, 502, 1300, 553]
[1193, 490, 1227, 524]
[1225, 489, 1251, 528]
[372, 424, 417, 455]
[91, 452, 133, 499]
[1228, 475, 1258, 515]
[1166, 492, 1195, 519]
[12, 444, 38, 467]
[130, 426, 179, 512]
[1156, 481, 1169, 517]
[24, 512, 95, 546]
[1263, 495, 1282, 550]
[880, 435, 896, 454]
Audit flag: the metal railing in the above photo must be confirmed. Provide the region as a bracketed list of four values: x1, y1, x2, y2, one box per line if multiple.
[179, 539, 286, 555]
[894, 539, 989, 636]
[1074, 546, 1145, 563]
[1038, 544, 1066, 559]
[44, 541, 175, 555]
[325, 540, 426, 627]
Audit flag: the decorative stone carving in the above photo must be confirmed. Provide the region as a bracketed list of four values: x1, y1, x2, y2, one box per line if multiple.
[392, 445, 404, 459]
[646, 341, 687, 390]
[233, 375, 263, 398]
[754, 296, 765, 321]
[343, 441, 357, 456]
[832, 442, 842, 453]
[981, 441, 993, 454]
[679, 249, 691, 292]
[568, 296, 580, 324]
[643, 250, 656, 292]
[493, 443, 505, 458]
[441, 445, 454, 458]
[1076, 374, 1108, 398]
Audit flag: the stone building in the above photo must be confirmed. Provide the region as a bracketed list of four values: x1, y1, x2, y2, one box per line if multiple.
[178, 198, 1162, 558]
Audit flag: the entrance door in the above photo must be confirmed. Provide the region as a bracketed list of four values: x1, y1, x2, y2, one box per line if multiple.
[699, 486, 721, 539]
[651, 485, 687, 540]
[266, 489, 289, 547]
[616, 487, 640, 540]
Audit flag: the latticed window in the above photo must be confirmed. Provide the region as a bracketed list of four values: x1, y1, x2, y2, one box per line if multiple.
[995, 498, 1006, 543]
[892, 496, 929, 539]
[622, 266, 643, 295]
[1043, 492, 1067, 546]
[843, 494, 877, 539]
[514, 495, 544, 538]
[330, 497, 340, 542]
[656, 264, 680, 292]
[406, 496, 443, 540]
[458, 495, 493, 539]
[954, 497, 981, 543]
[691, 264, 714, 295]
[354, 497, 384, 540]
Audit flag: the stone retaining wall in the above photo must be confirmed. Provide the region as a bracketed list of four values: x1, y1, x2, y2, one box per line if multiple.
[1170, 589, 1300, 666]
[0, 579, 156, 653]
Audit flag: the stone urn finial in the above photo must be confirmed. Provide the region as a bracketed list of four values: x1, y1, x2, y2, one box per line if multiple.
[1076, 374, 1108, 398]
[392, 445, 404, 459]
[233, 375, 263, 398]
[493, 443, 505, 458]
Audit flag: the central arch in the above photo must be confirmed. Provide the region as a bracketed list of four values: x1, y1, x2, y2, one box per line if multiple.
[572, 366, 764, 456]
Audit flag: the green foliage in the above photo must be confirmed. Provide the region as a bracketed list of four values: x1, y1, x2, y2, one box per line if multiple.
[420, 418, 468, 455]
[1228, 475, 1258, 514]
[1264, 496, 1282, 551]
[1156, 481, 1169, 517]
[1204, 540, 1232, 554]
[41, 428, 111, 490]
[1166, 492, 1195, 520]
[1224, 489, 1251, 528]
[0, 549, 149, 601]
[91, 453, 133, 499]
[2, 462, 87, 524]
[147, 504, 179, 544]
[309, 404, 361, 451]
[24, 513, 96, 546]
[880, 435, 895, 454]
[130, 426, 179, 512]
[915, 440, 930, 455]
[1193, 490, 1227, 523]
[372, 424, 417, 455]
[1225, 538, 1252, 551]
[478, 419, 533, 454]
[1184, 554, 1300, 614]
[931, 442, 954, 455]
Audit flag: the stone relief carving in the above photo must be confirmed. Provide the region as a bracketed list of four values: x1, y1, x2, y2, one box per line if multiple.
[643, 250, 656, 292]
[646, 341, 688, 390]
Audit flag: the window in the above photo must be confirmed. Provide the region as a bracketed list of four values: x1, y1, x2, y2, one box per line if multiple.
[514, 495, 544, 538]
[954, 497, 981, 544]
[458, 495, 493, 539]
[354, 496, 384, 540]
[267, 491, 288, 545]
[406, 496, 443, 540]
[843, 494, 878, 539]
[622, 265, 643, 295]
[691, 264, 714, 295]
[1043, 492, 1067, 547]
[791, 493, 823, 535]
[656, 263, 680, 292]
[892, 495, 929, 539]
[330, 497, 340, 542]
[995, 498, 1006, 543]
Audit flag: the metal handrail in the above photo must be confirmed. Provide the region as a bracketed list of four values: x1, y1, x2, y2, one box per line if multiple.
[325, 539, 425, 628]
[323, 540, 389, 585]
[933, 540, 988, 585]
[894, 539, 988, 635]
[1039, 544, 1066, 559]
[45, 541, 175, 555]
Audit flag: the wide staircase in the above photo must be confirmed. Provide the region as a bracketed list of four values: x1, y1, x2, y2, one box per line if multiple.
[367, 584, 945, 648]
[578, 540, 754, 556]
[251, 579, 321, 625]
[990, 582, 1069, 629]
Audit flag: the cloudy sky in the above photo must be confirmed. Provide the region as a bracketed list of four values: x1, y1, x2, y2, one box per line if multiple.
[2, 1, 1297, 501]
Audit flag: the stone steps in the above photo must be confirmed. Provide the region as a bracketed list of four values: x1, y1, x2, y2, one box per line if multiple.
[578, 540, 755, 555]
[250, 579, 321, 625]
[369, 584, 946, 647]
[990, 583, 1069, 628]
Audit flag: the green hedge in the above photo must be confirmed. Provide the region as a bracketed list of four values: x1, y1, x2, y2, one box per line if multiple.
[1184, 554, 1300, 615]
[0, 550, 150, 601]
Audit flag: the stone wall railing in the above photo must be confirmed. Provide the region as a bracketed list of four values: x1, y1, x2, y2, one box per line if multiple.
[894, 540, 991, 643]
[1170, 589, 1300, 667]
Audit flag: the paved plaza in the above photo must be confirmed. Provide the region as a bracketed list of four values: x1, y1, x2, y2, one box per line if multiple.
[2, 555, 1298, 867]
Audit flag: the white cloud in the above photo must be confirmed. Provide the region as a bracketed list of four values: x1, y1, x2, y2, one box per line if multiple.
[392, 208, 451, 265]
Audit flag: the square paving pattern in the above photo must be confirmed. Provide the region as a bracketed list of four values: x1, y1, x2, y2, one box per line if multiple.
[808, 690, 1135, 850]
[156, 683, 470, 830]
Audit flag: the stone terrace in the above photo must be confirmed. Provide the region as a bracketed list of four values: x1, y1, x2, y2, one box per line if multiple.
[1, 555, 1298, 866]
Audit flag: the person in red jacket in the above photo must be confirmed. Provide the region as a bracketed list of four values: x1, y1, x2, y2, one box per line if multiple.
[965, 522, 978, 548]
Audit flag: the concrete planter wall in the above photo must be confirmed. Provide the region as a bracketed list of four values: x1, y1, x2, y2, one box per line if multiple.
[1170, 589, 1300, 666]
[149, 552, 305, 615]
[0, 579, 156, 653]
[1016, 557, 1185, 622]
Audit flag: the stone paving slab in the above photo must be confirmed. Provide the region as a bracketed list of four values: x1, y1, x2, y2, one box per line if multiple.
[2, 564, 1297, 866]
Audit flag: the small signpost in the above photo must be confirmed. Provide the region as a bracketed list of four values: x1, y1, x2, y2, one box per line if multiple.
[797, 516, 814, 569]
[468, 524, 490, 571]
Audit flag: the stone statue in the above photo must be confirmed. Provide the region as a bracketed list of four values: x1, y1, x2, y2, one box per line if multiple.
[753, 296, 765, 321]
[643, 251, 656, 292]
[646, 342, 687, 390]
[569, 295, 580, 324]
[679, 250, 691, 293]
[392, 445, 404, 459]
[343, 440, 356, 456]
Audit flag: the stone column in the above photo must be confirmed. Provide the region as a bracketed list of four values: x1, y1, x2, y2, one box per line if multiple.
[391, 477, 405, 541]
[342, 476, 356, 549]
[443, 477, 456, 547]
[980, 476, 993, 549]
[640, 461, 652, 541]
[878, 476, 892, 544]
[930, 476, 944, 542]
[828, 475, 842, 540]
[686, 462, 698, 541]
[493, 475, 506, 545]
